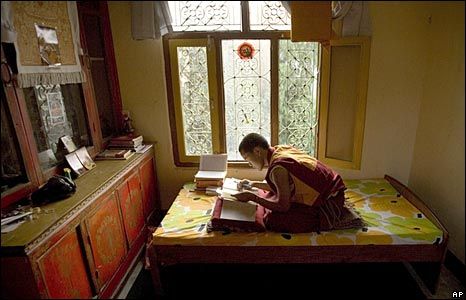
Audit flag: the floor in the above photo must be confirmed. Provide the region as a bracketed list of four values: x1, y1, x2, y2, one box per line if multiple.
[121, 259, 464, 299]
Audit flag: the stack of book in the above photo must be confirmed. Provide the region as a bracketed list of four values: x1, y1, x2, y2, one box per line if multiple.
[194, 176, 224, 193]
[108, 135, 144, 151]
[95, 149, 134, 160]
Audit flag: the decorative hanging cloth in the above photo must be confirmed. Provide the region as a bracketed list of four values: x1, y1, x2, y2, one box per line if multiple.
[7, 1, 84, 88]
[237, 42, 256, 61]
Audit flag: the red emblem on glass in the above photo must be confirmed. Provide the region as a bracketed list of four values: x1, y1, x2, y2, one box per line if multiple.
[237, 42, 255, 60]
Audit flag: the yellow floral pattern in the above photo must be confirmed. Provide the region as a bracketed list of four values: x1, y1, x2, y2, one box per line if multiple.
[152, 179, 443, 247]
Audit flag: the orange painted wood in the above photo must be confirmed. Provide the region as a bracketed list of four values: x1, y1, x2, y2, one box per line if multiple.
[36, 230, 93, 298]
[86, 192, 127, 290]
[140, 157, 157, 219]
[99, 226, 146, 299]
[117, 171, 144, 247]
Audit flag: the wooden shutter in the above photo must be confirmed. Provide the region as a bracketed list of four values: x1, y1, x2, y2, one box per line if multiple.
[318, 37, 371, 169]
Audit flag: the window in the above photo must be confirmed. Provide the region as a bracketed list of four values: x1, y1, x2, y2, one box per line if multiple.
[166, 1, 321, 165]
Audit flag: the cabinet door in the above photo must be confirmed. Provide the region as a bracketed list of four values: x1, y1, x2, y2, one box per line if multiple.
[85, 192, 127, 290]
[140, 158, 157, 219]
[36, 230, 93, 299]
[117, 171, 144, 247]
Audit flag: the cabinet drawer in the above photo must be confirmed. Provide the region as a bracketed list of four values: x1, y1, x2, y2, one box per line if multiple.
[37, 230, 93, 299]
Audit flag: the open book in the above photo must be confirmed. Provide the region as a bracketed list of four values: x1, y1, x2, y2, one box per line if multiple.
[209, 197, 266, 232]
[218, 177, 258, 201]
[194, 154, 228, 180]
[216, 178, 260, 222]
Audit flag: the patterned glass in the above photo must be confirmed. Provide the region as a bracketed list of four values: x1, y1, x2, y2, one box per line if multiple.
[177, 47, 213, 156]
[168, 1, 241, 32]
[24, 84, 91, 170]
[222, 40, 271, 160]
[249, 1, 291, 31]
[278, 40, 319, 156]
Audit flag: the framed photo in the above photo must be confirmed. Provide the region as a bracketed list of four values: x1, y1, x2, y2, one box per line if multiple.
[46, 92, 66, 126]
[65, 152, 86, 176]
[75, 147, 96, 170]
[60, 135, 77, 153]
[34, 23, 62, 66]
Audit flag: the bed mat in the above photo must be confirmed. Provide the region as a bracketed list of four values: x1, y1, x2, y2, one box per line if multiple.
[152, 178, 443, 246]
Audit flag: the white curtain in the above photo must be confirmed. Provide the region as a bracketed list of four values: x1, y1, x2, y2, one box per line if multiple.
[281, 1, 291, 14]
[1, 1, 16, 43]
[131, 1, 172, 40]
[282, 1, 372, 37]
[333, 1, 372, 36]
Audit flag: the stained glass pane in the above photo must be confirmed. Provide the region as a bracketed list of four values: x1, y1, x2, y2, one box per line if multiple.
[222, 40, 271, 160]
[177, 47, 213, 156]
[168, 1, 241, 32]
[249, 1, 291, 31]
[278, 40, 319, 156]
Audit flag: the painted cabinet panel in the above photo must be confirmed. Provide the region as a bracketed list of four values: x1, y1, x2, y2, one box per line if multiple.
[85, 192, 127, 290]
[140, 158, 157, 219]
[1, 150, 157, 299]
[37, 230, 93, 299]
[117, 171, 144, 247]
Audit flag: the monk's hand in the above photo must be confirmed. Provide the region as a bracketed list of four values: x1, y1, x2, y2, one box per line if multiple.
[237, 179, 253, 190]
[232, 191, 257, 203]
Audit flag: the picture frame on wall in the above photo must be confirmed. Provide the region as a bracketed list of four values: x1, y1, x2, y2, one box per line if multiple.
[34, 23, 62, 66]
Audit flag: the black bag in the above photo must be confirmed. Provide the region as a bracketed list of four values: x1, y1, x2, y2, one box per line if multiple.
[31, 175, 76, 206]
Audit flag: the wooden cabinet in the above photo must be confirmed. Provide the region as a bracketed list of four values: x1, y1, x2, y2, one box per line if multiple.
[1, 149, 158, 299]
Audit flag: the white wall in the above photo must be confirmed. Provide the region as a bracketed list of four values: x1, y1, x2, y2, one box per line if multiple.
[336, 2, 432, 183]
[408, 2, 465, 263]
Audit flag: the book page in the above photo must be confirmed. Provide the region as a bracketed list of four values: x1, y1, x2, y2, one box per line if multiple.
[220, 199, 256, 222]
[220, 178, 258, 201]
[199, 154, 228, 171]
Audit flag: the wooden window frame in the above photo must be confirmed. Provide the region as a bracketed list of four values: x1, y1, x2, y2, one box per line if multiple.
[164, 30, 291, 167]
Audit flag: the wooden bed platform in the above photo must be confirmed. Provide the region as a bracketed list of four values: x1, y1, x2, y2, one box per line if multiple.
[148, 175, 448, 295]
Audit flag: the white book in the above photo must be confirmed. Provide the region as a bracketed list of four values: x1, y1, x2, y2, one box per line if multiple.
[194, 154, 228, 180]
[220, 199, 256, 222]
